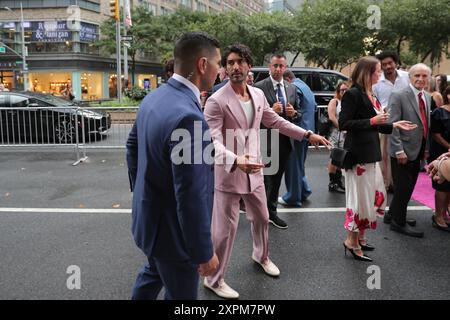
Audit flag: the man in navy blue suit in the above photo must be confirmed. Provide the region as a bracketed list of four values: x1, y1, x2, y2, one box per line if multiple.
[126, 32, 221, 300]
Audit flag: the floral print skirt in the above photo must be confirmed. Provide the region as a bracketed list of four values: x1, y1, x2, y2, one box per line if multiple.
[344, 162, 387, 232]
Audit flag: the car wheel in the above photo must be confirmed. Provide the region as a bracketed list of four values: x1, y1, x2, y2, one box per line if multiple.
[55, 117, 76, 143]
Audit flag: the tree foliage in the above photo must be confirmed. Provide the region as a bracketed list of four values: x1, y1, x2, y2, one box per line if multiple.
[97, 1, 449, 72]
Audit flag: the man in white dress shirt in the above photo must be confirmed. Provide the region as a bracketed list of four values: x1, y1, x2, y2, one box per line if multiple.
[373, 51, 411, 193]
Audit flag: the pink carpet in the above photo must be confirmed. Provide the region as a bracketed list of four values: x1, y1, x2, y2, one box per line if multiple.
[411, 172, 435, 210]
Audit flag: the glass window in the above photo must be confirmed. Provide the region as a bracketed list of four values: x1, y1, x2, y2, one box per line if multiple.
[9, 95, 29, 108]
[294, 72, 312, 88]
[319, 73, 346, 92]
[0, 94, 7, 107]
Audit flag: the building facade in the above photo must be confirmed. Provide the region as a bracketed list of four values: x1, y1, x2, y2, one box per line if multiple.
[0, 0, 265, 99]
[0, 0, 165, 100]
[138, 0, 265, 15]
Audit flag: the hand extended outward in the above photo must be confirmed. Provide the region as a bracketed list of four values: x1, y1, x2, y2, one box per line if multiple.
[392, 121, 418, 165]
[198, 253, 219, 277]
[236, 154, 265, 174]
[393, 120, 417, 131]
[308, 133, 332, 149]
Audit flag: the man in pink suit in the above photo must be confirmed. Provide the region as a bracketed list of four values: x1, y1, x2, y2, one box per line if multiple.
[203, 44, 331, 299]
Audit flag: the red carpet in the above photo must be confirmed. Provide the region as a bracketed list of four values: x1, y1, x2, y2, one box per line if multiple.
[411, 172, 435, 210]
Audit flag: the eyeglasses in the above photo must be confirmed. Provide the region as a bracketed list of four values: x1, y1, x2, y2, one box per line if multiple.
[340, 89, 347, 92]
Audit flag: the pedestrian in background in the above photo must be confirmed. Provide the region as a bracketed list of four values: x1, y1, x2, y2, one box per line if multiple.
[386, 63, 432, 238]
[126, 32, 220, 300]
[428, 85, 450, 232]
[339, 56, 416, 261]
[373, 51, 411, 193]
[327, 80, 350, 193]
[254, 54, 301, 229]
[278, 69, 316, 207]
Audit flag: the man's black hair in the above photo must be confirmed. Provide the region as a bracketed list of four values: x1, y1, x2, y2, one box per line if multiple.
[375, 51, 399, 64]
[222, 43, 254, 67]
[174, 32, 220, 68]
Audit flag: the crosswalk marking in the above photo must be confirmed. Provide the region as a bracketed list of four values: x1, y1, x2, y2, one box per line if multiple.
[0, 206, 431, 214]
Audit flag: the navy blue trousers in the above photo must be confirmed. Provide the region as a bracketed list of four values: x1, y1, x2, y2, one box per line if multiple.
[131, 257, 199, 300]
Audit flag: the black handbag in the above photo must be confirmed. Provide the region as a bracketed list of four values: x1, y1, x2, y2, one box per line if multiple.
[330, 131, 348, 168]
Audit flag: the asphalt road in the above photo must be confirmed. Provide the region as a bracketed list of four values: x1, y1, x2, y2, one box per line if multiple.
[0, 148, 449, 300]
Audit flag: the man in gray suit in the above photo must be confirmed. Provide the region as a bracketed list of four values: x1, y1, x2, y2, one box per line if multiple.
[254, 54, 301, 229]
[386, 63, 432, 238]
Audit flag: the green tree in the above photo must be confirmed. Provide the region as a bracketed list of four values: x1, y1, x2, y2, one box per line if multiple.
[96, 6, 165, 85]
[294, 0, 370, 70]
[157, 9, 210, 60]
[370, 0, 449, 66]
[245, 12, 298, 66]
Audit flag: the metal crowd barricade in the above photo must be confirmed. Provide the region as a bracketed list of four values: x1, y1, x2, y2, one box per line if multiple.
[0, 106, 139, 166]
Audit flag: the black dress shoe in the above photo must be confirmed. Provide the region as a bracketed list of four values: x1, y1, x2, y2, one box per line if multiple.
[383, 213, 392, 224]
[432, 215, 450, 232]
[269, 215, 288, 229]
[390, 221, 424, 238]
[384, 213, 416, 226]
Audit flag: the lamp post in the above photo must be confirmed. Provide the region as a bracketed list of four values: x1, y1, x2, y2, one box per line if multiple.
[4, 3, 28, 91]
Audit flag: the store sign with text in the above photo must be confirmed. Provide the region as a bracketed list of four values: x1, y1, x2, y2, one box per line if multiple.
[79, 23, 98, 42]
[31, 21, 71, 42]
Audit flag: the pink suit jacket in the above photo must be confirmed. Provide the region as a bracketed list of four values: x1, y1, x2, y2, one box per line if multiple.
[204, 81, 307, 194]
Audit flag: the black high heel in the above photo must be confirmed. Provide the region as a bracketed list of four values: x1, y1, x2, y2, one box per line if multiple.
[343, 243, 373, 262]
[359, 240, 375, 251]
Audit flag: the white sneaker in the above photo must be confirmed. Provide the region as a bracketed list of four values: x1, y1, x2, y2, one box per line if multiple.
[277, 196, 288, 205]
[203, 278, 239, 299]
[252, 255, 280, 277]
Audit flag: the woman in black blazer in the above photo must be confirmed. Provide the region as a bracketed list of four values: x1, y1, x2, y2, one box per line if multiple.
[339, 56, 416, 261]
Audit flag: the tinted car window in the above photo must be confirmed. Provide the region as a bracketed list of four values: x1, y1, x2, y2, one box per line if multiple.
[0, 94, 7, 107]
[9, 95, 29, 108]
[253, 70, 270, 83]
[294, 72, 312, 88]
[28, 98, 49, 107]
[319, 73, 346, 91]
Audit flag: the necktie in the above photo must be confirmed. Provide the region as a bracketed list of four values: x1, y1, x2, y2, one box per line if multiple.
[276, 83, 286, 116]
[418, 92, 428, 138]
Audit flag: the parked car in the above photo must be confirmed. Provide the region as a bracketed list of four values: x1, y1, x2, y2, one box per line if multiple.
[0, 91, 111, 144]
[251, 67, 348, 135]
[251, 66, 349, 106]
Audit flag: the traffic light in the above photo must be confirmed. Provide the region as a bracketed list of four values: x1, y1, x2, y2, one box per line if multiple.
[109, 0, 119, 21]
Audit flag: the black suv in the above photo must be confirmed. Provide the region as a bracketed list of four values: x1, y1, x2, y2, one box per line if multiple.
[251, 66, 349, 106]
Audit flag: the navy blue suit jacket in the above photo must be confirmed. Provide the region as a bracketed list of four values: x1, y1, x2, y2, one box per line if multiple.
[126, 77, 214, 264]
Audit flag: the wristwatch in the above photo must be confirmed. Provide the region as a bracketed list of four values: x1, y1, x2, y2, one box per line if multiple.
[304, 130, 313, 140]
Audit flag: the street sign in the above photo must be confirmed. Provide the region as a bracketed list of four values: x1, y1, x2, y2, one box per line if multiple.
[16, 61, 23, 64]
[0, 47, 6, 53]
[123, 41, 131, 48]
[121, 36, 133, 42]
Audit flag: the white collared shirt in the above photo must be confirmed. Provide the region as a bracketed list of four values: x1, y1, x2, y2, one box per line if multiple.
[172, 73, 202, 106]
[270, 75, 287, 105]
[409, 83, 427, 110]
[373, 69, 410, 107]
